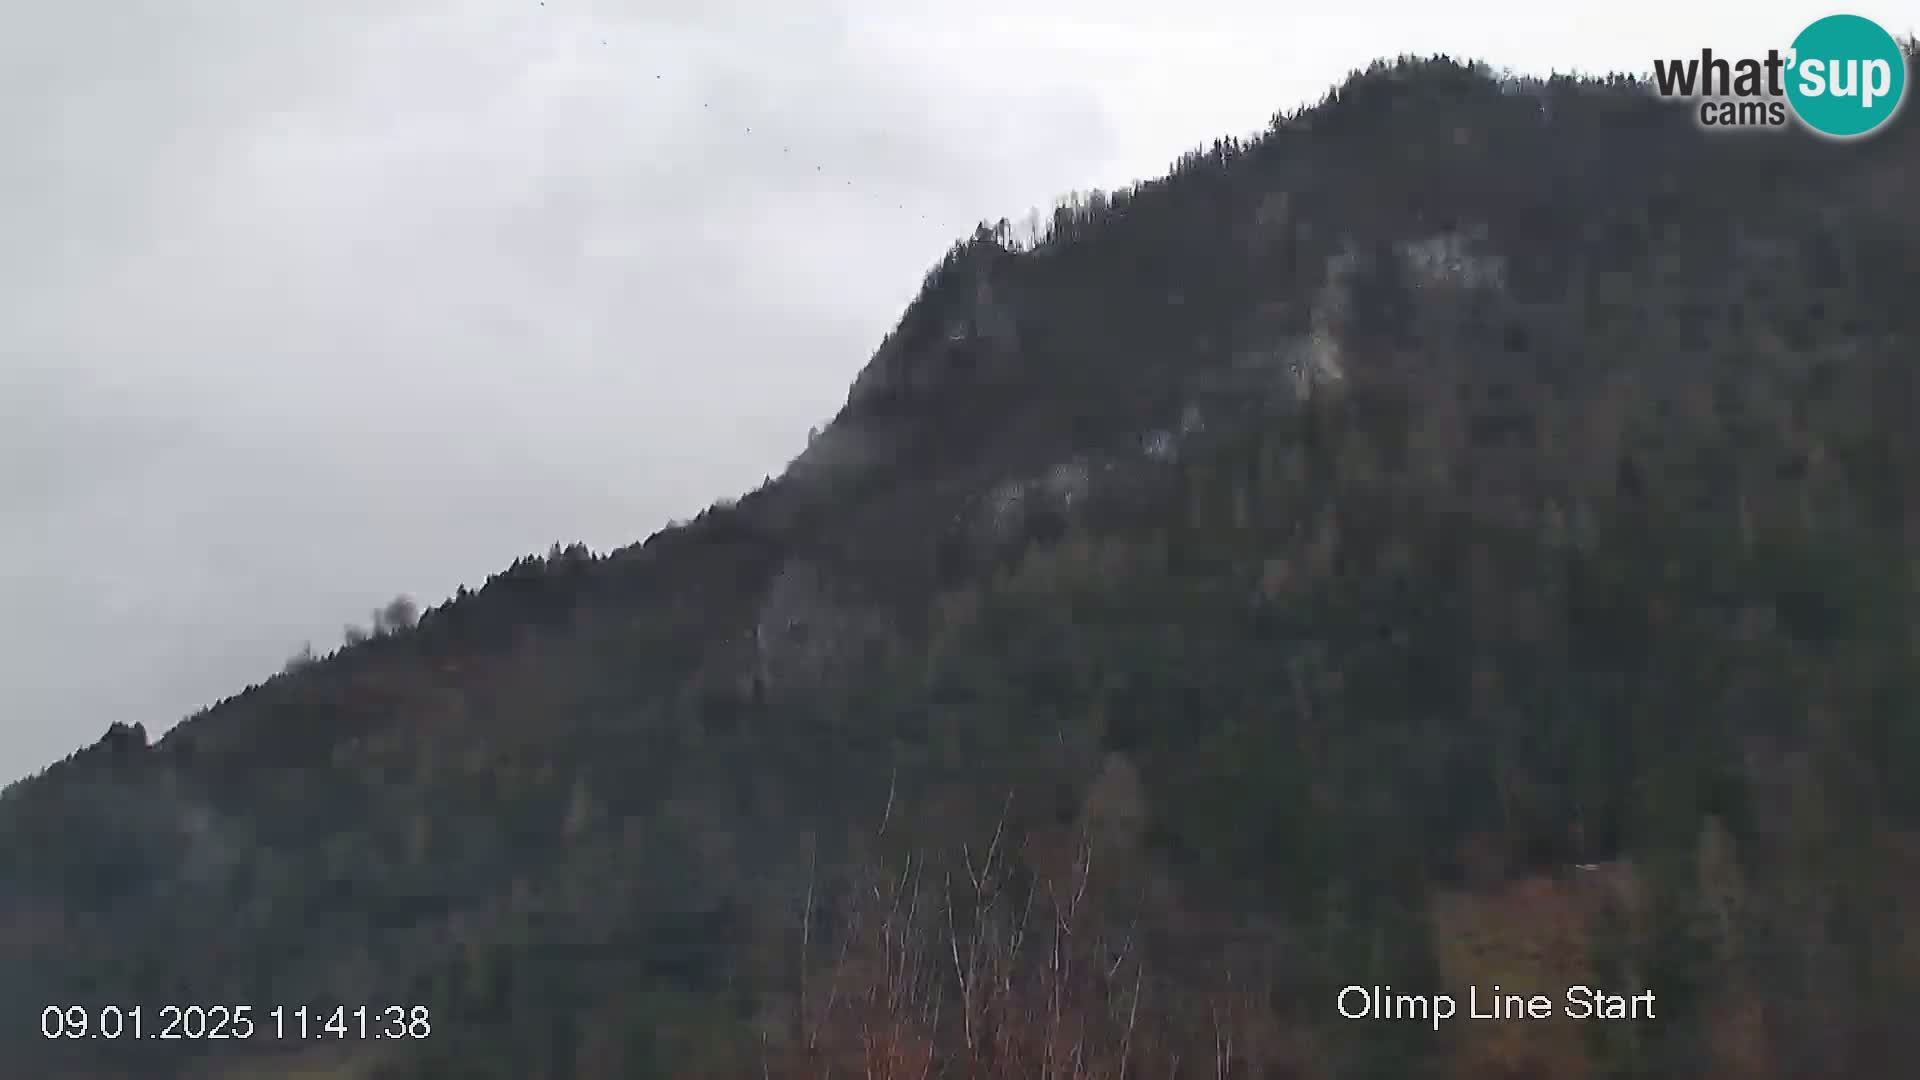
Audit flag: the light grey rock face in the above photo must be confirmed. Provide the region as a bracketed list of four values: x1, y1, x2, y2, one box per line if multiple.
[1398, 228, 1508, 292]
[1291, 228, 1510, 403]
[1040, 459, 1091, 509]
[966, 457, 1087, 547]
[1295, 243, 1360, 397]
[821, 205, 1519, 651]
[1142, 429, 1177, 462]
[749, 560, 894, 698]
[960, 448, 1148, 557]
[978, 478, 1029, 543]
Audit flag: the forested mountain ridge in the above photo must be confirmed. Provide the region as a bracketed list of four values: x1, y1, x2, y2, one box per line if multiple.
[5, 50, 1920, 1078]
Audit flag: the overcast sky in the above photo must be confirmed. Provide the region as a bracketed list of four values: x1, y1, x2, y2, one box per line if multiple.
[3, 0, 1903, 781]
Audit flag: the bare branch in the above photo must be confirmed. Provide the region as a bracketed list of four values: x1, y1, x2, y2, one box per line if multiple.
[1120, 963, 1143, 1080]
[801, 843, 817, 1047]
[879, 766, 897, 839]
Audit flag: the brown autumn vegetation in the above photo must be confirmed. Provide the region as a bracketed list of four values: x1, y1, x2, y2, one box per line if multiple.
[767, 797, 1288, 1080]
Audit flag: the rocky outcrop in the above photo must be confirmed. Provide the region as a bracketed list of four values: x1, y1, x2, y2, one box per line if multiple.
[845, 258, 1022, 415]
[748, 560, 897, 700]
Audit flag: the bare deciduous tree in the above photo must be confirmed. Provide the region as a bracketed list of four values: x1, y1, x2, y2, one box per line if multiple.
[777, 790, 1263, 1080]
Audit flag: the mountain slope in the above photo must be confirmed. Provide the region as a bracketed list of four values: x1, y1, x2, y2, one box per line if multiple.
[6, 52, 1920, 1079]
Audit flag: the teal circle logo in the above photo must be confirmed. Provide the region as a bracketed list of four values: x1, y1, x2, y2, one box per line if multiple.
[1785, 14, 1907, 138]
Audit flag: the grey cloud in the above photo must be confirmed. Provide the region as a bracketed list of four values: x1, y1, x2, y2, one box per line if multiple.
[0, 1, 1117, 781]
